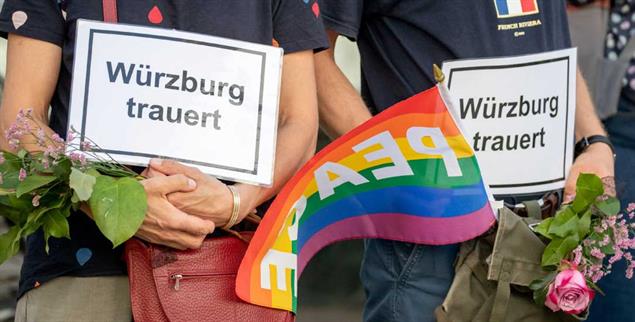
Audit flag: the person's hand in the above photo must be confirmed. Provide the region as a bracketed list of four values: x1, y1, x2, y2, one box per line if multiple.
[563, 143, 615, 203]
[146, 159, 251, 227]
[136, 175, 216, 250]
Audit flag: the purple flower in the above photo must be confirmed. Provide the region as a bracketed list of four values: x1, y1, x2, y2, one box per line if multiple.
[18, 168, 27, 182]
[590, 248, 605, 260]
[572, 246, 583, 266]
[31, 195, 41, 207]
[51, 133, 64, 144]
[69, 152, 81, 162]
[80, 141, 92, 151]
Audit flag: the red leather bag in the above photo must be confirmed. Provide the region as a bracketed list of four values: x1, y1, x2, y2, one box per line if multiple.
[124, 233, 295, 322]
[101, 2, 293, 321]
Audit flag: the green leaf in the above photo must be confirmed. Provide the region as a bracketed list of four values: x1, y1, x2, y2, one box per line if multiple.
[587, 232, 616, 255]
[69, 168, 96, 201]
[0, 225, 21, 265]
[53, 158, 72, 181]
[596, 197, 621, 217]
[529, 270, 557, 291]
[0, 152, 23, 189]
[42, 208, 71, 254]
[17, 149, 27, 160]
[85, 168, 101, 177]
[547, 206, 580, 239]
[0, 188, 40, 229]
[89, 176, 147, 248]
[42, 208, 70, 239]
[534, 217, 554, 239]
[71, 191, 80, 204]
[0, 188, 15, 196]
[572, 174, 604, 213]
[542, 235, 579, 267]
[16, 174, 56, 198]
[529, 271, 557, 305]
[578, 209, 592, 240]
[586, 279, 605, 296]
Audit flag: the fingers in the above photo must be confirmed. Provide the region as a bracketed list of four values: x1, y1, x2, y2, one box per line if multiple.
[563, 171, 579, 204]
[173, 212, 216, 236]
[142, 174, 197, 195]
[144, 166, 166, 178]
[136, 229, 208, 250]
[602, 176, 616, 197]
[137, 206, 214, 249]
[150, 159, 203, 179]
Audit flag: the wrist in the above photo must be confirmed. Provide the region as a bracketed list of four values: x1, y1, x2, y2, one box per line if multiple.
[585, 142, 614, 158]
[574, 135, 615, 159]
[234, 184, 261, 219]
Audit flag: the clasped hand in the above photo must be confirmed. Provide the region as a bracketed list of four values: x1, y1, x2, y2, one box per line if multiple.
[135, 159, 238, 250]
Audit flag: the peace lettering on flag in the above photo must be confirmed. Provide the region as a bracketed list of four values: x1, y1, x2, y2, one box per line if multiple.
[236, 85, 496, 312]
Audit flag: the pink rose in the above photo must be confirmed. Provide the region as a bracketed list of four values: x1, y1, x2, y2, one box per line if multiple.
[545, 269, 595, 315]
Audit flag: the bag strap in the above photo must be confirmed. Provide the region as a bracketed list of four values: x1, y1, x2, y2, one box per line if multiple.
[489, 260, 512, 322]
[521, 201, 542, 220]
[102, 0, 118, 23]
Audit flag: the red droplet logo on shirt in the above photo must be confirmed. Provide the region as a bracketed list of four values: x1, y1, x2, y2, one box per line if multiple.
[148, 5, 163, 24]
[312, 2, 320, 17]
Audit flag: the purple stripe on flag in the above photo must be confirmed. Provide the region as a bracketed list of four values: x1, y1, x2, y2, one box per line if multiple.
[297, 206, 496, 275]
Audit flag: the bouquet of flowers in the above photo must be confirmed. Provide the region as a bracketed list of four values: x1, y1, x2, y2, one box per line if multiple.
[530, 173, 635, 318]
[0, 109, 147, 264]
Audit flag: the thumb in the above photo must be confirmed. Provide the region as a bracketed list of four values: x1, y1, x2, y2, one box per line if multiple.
[152, 174, 197, 195]
[563, 172, 578, 204]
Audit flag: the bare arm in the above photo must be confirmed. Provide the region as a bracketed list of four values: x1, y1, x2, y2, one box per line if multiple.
[563, 69, 615, 200]
[237, 49, 320, 212]
[149, 49, 321, 223]
[315, 30, 371, 139]
[0, 34, 60, 150]
[0, 34, 214, 250]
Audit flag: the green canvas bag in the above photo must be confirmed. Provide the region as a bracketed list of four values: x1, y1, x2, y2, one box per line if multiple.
[435, 207, 577, 322]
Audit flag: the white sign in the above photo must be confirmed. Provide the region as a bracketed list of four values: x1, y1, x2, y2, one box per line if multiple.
[442, 48, 577, 197]
[68, 20, 283, 185]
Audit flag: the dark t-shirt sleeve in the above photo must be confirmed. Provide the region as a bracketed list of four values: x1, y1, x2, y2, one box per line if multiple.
[319, 0, 363, 40]
[0, 0, 65, 46]
[272, 0, 328, 54]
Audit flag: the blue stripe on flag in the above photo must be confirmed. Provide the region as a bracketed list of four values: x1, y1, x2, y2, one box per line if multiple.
[297, 183, 489, 249]
[496, 0, 509, 15]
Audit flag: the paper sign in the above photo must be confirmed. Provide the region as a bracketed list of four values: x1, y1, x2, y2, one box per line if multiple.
[68, 20, 283, 185]
[442, 48, 577, 197]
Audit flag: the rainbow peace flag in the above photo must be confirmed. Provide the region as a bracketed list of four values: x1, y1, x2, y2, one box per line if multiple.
[236, 85, 496, 312]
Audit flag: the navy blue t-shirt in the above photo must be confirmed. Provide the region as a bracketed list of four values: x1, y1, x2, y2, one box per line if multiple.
[320, 0, 572, 114]
[0, 0, 327, 299]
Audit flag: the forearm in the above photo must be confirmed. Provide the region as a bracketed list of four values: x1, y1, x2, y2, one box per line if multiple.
[574, 68, 607, 140]
[235, 50, 319, 215]
[0, 34, 61, 151]
[315, 33, 371, 139]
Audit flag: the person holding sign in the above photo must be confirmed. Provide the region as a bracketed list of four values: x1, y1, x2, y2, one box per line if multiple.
[315, 1, 614, 322]
[0, 0, 326, 321]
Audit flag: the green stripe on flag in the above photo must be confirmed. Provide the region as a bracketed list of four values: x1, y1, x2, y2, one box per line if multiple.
[298, 156, 482, 225]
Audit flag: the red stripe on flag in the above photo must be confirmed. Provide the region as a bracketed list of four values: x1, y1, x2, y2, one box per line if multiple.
[520, 0, 536, 12]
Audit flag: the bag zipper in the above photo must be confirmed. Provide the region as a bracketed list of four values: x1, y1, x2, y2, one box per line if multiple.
[170, 272, 234, 291]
